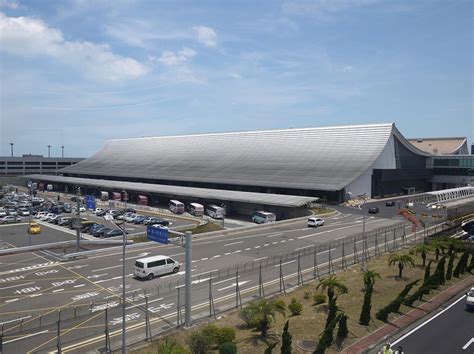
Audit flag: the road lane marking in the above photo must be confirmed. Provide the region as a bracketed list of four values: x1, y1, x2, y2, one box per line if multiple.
[213, 277, 239, 285]
[275, 260, 295, 268]
[29, 293, 42, 298]
[73, 284, 86, 288]
[4, 298, 19, 303]
[218, 281, 249, 292]
[463, 338, 474, 350]
[295, 245, 313, 251]
[0, 315, 31, 325]
[52, 289, 64, 293]
[317, 248, 336, 255]
[0, 282, 35, 290]
[266, 232, 283, 238]
[92, 265, 121, 272]
[253, 257, 267, 262]
[224, 241, 243, 247]
[4, 330, 49, 344]
[391, 294, 467, 346]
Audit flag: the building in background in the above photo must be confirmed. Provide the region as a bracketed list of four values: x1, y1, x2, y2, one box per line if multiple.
[408, 137, 469, 155]
[0, 155, 83, 176]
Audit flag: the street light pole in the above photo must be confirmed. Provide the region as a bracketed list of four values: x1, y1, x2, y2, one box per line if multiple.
[76, 187, 81, 252]
[61, 145, 64, 158]
[361, 196, 367, 271]
[121, 190, 128, 353]
[9, 143, 13, 157]
[47, 145, 51, 158]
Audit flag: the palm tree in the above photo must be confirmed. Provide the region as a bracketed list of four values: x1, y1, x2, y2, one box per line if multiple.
[388, 254, 415, 278]
[316, 275, 348, 302]
[362, 269, 381, 289]
[413, 244, 432, 267]
[442, 237, 462, 256]
[430, 239, 446, 261]
[240, 298, 286, 337]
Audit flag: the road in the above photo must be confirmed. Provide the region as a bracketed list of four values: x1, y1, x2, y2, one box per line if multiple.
[0, 211, 423, 353]
[391, 293, 474, 354]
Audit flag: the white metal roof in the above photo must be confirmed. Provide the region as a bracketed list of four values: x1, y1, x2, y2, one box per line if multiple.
[59, 123, 424, 191]
[26, 175, 317, 207]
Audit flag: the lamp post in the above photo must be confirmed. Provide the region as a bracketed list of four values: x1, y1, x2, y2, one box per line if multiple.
[9, 143, 13, 157]
[348, 191, 367, 271]
[61, 145, 64, 158]
[47, 145, 51, 158]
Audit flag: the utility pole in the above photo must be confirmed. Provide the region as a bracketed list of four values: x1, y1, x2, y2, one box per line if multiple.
[121, 190, 128, 354]
[47, 145, 51, 158]
[185, 231, 192, 327]
[9, 143, 13, 157]
[76, 187, 81, 252]
[61, 145, 64, 158]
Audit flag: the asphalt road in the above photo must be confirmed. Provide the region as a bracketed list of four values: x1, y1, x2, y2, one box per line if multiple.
[391, 293, 474, 354]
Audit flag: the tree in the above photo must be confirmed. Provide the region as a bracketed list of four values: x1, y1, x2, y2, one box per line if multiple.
[362, 269, 381, 288]
[422, 260, 433, 294]
[281, 320, 292, 354]
[157, 339, 189, 354]
[453, 251, 470, 278]
[325, 296, 339, 330]
[413, 244, 432, 267]
[288, 298, 303, 316]
[446, 253, 455, 280]
[431, 239, 446, 261]
[443, 237, 463, 256]
[388, 254, 415, 278]
[316, 275, 348, 302]
[376, 280, 419, 321]
[264, 343, 278, 354]
[468, 253, 474, 273]
[359, 282, 374, 326]
[314, 314, 341, 354]
[434, 256, 446, 285]
[238, 298, 286, 337]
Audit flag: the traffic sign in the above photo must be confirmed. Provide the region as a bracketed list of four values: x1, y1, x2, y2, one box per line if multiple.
[147, 226, 168, 244]
[85, 195, 96, 210]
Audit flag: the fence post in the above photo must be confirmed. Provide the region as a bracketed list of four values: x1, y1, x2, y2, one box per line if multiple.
[353, 239, 359, 264]
[145, 295, 151, 341]
[235, 269, 242, 309]
[384, 230, 388, 253]
[209, 277, 215, 318]
[258, 264, 265, 298]
[0, 324, 3, 354]
[279, 259, 286, 293]
[104, 307, 110, 353]
[176, 287, 181, 328]
[393, 229, 397, 250]
[328, 246, 333, 274]
[374, 232, 379, 256]
[56, 320, 61, 354]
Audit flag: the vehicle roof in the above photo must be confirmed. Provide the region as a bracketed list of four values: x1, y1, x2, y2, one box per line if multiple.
[255, 210, 274, 215]
[170, 199, 183, 204]
[136, 255, 172, 262]
[190, 203, 203, 207]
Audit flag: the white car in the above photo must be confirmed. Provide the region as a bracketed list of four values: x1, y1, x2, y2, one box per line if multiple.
[466, 287, 474, 310]
[124, 213, 138, 223]
[307, 217, 325, 227]
[0, 209, 6, 217]
[94, 208, 104, 215]
[0, 216, 21, 224]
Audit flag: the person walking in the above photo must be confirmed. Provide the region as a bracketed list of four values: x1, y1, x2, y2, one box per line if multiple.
[394, 346, 404, 354]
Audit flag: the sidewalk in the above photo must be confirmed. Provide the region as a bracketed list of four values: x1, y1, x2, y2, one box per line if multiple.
[341, 275, 474, 354]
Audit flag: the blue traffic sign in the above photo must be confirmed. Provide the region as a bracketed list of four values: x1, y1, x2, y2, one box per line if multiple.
[147, 225, 168, 244]
[85, 195, 96, 210]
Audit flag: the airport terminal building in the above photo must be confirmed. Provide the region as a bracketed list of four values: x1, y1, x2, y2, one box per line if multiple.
[24, 122, 454, 217]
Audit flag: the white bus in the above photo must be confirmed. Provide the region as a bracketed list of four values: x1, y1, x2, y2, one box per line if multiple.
[134, 255, 180, 280]
[206, 204, 226, 219]
[169, 200, 185, 214]
[252, 211, 276, 224]
[188, 203, 204, 216]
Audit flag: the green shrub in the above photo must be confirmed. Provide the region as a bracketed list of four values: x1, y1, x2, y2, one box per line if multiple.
[304, 291, 311, 300]
[156, 338, 189, 354]
[201, 325, 220, 344]
[358, 283, 373, 326]
[446, 254, 455, 280]
[337, 313, 349, 340]
[216, 327, 235, 345]
[313, 292, 326, 305]
[288, 298, 303, 316]
[281, 320, 292, 354]
[188, 331, 212, 354]
[218, 342, 237, 354]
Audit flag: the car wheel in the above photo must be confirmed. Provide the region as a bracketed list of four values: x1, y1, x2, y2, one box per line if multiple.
[173, 267, 179, 273]
[147, 273, 154, 280]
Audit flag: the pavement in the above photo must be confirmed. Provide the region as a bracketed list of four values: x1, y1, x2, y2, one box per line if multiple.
[342, 275, 474, 354]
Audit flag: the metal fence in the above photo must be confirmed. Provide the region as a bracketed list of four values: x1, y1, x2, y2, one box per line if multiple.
[0, 220, 454, 353]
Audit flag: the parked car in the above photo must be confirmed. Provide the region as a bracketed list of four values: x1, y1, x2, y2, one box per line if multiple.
[7, 209, 18, 216]
[93, 208, 105, 215]
[133, 215, 147, 224]
[92, 227, 110, 237]
[88, 224, 105, 234]
[385, 201, 396, 207]
[58, 217, 73, 226]
[0, 215, 21, 224]
[0, 208, 7, 217]
[307, 217, 325, 227]
[62, 204, 72, 213]
[149, 218, 170, 227]
[123, 208, 136, 213]
[368, 207, 380, 214]
[49, 215, 62, 224]
[81, 221, 98, 233]
[466, 287, 474, 310]
[124, 213, 137, 223]
[17, 208, 30, 216]
[96, 209, 108, 217]
[103, 229, 124, 238]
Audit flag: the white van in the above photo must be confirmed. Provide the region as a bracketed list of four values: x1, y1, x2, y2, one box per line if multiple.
[169, 200, 185, 214]
[188, 203, 204, 216]
[252, 211, 276, 224]
[206, 204, 226, 219]
[307, 217, 324, 228]
[134, 255, 180, 280]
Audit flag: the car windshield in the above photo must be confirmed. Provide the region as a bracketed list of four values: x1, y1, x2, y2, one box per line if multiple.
[135, 261, 144, 268]
[468, 290, 474, 297]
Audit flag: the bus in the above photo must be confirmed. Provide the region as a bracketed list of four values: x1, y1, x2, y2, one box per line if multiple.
[169, 200, 185, 214]
[188, 203, 204, 216]
[252, 211, 276, 224]
[206, 205, 226, 219]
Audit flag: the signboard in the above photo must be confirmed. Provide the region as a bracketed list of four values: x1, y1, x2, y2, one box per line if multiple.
[147, 225, 168, 244]
[85, 195, 96, 210]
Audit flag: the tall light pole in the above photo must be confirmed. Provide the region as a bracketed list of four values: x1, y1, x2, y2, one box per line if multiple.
[10, 143, 13, 157]
[47, 145, 51, 158]
[61, 145, 64, 158]
[348, 191, 367, 271]
[76, 187, 81, 252]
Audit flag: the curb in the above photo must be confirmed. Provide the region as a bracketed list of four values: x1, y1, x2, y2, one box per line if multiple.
[341, 275, 474, 354]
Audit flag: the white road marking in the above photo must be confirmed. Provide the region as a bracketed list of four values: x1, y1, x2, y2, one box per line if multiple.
[295, 245, 313, 251]
[5, 298, 19, 303]
[233, 250, 242, 253]
[29, 293, 42, 298]
[263, 243, 270, 247]
[463, 337, 474, 350]
[0, 282, 35, 290]
[0, 315, 31, 325]
[218, 281, 249, 292]
[254, 246, 261, 249]
[87, 273, 108, 280]
[317, 248, 336, 255]
[66, 264, 89, 270]
[391, 294, 467, 346]
[266, 232, 283, 238]
[253, 257, 267, 262]
[212, 255, 221, 258]
[4, 330, 49, 344]
[289, 238, 294, 241]
[224, 241, 243, 247]
[275, 260, 295, 268]
[245, 248, 251, 251]
[201, 258, 208, 261]
[73, 284, 86, 288]
[92, 265, 122, 272]
[224, 252, 231, 255]
[213, 276, 239, 285]
[272, 242, 278, 245]
[52, 288, 64, 293]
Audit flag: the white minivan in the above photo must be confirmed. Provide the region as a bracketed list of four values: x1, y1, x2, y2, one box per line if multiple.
[307, 217, 324, 228]
[134, 255, 180, 280]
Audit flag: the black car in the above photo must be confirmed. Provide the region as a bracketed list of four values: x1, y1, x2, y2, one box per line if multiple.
[92, 227, 111, 237]
[368, 207, 380, 214]
[385, 201, 396, 207]
[96, 209, 108, 217]
[103, 229, 124, 238]
[123, 208, 136, 214]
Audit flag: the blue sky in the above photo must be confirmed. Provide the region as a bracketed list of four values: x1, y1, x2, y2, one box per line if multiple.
[0, 0, 472, 157]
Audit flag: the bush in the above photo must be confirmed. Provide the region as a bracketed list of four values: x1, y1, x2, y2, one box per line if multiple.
[238, 306, 256, 327]
[376, 280, 419, 321]
[304, 291, 311, 300]
[218, 342, 237, 354]
[188, 331, 212, 354]
[156, 339, 189, 354]
[201, 325, 220, 344]
[446, 254, 455, 280]
[216, 327, 235, 345]
[313, 292, 326, 305]
[337, 313, 349, 340]
[359, 283, 373, 326]
[288, 298, 303, 316]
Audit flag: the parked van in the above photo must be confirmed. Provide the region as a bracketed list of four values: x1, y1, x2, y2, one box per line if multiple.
[206, 204, 226, 219]
[100, 191, 109, 201]
[188, 203, 204, 216]
[252, 211, 276, 224]
[134, 255, 180, 280]
[169, 200, 185, 214]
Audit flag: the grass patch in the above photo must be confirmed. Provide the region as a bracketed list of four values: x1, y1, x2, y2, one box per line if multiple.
[133, 247, 472, 354]
[183, 221, 224, 234]
[311, 207, 332, 215]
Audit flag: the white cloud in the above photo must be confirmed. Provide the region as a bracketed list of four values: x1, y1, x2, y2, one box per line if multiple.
[283, 0, 379, 19]
[193, 26, 217, 47]
[229, 73, 241, 79]
[0, 0, 19, 9]
[0, 12, 147, 81]
[158, 47, 196, 66]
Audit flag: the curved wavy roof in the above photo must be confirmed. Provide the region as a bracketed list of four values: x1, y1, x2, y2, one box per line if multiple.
[61, 123, 422, 191]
